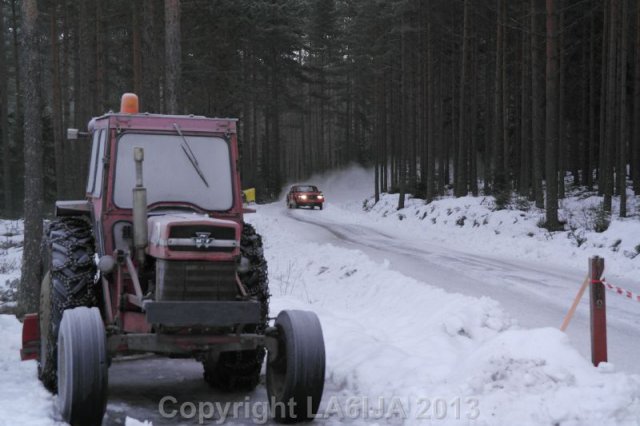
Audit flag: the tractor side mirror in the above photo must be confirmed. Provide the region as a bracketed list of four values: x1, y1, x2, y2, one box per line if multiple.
[67, 128, 79, 140]
[67, 128, 89, 140]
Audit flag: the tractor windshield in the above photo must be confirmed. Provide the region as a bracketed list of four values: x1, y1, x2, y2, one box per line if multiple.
[113, 133, 233, 211]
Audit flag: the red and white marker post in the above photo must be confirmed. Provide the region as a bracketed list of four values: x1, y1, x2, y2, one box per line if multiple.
[589, 256, 607, 366]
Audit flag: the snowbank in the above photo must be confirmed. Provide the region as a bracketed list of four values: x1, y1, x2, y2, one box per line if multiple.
[356, 192, 640, 282]
[250, 206, 640, 425]
[0, 220, 23, 309]
[0, 314, 60, 426]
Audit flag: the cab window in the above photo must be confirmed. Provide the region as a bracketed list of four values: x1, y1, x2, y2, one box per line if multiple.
[86, 130, 102, 194]
[92, 130, 107, 197]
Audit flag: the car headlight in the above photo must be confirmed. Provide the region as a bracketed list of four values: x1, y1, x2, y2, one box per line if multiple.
[299, 195, 307, 200]
[318, 195, 324, 199]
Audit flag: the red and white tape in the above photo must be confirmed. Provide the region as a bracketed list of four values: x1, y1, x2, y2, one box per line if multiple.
[600, 278, 640, 303]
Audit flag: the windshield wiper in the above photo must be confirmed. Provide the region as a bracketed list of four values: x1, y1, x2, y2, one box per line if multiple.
[173, 123, 210, 188]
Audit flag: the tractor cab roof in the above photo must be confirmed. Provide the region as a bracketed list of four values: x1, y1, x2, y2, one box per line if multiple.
[89, 112, 238, 134]
[88, 93, 238, 134]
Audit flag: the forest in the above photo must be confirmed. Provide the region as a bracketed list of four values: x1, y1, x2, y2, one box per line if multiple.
[1, 0, 639, 230]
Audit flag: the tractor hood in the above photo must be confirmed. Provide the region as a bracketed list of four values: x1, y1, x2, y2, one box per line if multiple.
[147, 214, 240, 261]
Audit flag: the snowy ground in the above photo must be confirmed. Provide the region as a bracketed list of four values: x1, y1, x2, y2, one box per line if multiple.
[0, 220, 22, 312]
[252, 206, 640, 425]
[1, 167, 640, 425]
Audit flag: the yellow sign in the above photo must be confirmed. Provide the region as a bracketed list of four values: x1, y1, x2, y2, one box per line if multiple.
[242, 188, 256, 203]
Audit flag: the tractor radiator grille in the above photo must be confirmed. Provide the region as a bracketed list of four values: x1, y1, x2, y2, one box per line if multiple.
[168, 225, 237, 252]
[169, 225, 235, 240]
[155, 260, 238, 301]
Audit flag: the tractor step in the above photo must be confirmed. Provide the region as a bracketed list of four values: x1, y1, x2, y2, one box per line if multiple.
[144, 301, 262, 327]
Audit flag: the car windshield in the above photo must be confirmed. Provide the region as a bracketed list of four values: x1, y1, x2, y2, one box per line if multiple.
[114, 133, 233, 210]
[294, 185, 317, 192]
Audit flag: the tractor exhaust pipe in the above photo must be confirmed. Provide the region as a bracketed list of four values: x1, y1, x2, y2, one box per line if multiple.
[133, 147, 148, 266]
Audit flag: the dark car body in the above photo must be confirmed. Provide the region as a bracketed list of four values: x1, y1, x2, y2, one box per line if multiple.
[286, 185, 325, 210]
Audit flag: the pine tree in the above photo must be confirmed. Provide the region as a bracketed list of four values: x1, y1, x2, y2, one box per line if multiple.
[18, 0, 43, 315]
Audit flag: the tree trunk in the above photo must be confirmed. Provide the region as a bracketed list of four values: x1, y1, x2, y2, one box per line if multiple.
[455, 0, 471, 197]
[426, 7, 436, 201]
[73, 0, 95, 195]
[618, 0, 628, 217]
[132, 2, 143, 96]
[483, 45, 493, 194]
[164, 0, 181, 114]
[437, 62, 446, 194]
[50, 0, 65, 200]
[10, 0, 22, 214]
[520, 4, 531, 197]
[470, 37, 479, 196]
[382, 72, 389, 193]
[598, 1, 609, 195]
[142, 0, 161, 112]
[500, 0, 509, 180]
[531, 0, 545, 208]
[557, 9, 565, 199]
[95, 1, 105, 112]
[494, 0, 505, 191]
[0, 0, 11, 217]
[398, 17, 407, 210]
[603, 0, 618, 212]
[61, 0, 73, 197]
[633, 0, 640, 194]
[544, 0, 561, 229]
[18, 0, 44, 316]
[587, 3, 597, 188]
[556, 7, 567, 199]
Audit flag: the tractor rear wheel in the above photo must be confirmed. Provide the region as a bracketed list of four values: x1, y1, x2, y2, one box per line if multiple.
[38, 217, 98, 393]
[202, 223, 269, 392]
[57, 307, 108, 425]
[267, 310, 325, 423]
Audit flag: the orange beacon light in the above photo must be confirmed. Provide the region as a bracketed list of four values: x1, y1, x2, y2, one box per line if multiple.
[120, 93, 139, 114]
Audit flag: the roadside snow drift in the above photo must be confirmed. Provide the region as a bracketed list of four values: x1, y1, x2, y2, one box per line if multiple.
[0, 220, 23, 311]
[251, 204, 640, 425]
[0, 315, 60, 426]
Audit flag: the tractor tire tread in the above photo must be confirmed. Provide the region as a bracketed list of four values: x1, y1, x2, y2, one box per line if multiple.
[39, 217, 97, 393]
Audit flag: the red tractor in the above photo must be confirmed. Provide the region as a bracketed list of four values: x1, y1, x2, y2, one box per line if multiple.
[20, 94, 325, 425]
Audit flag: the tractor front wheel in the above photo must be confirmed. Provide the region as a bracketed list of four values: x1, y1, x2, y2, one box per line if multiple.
[267, 310, 325, 423]
[57, 307, 108, 426]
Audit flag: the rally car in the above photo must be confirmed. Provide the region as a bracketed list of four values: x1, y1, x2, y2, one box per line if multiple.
[286, 185, 325, 210]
